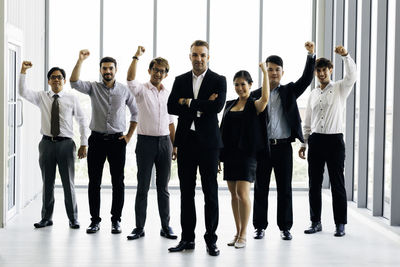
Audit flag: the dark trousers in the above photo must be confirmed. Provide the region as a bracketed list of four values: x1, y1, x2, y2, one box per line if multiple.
[253, 143, 293, 231]
[135, 135, 172, 230]
[38, 138, 77, 222]
[307, 133, 347, 224]
[87, 132, 126, 223]
[177, 131, 219, 244]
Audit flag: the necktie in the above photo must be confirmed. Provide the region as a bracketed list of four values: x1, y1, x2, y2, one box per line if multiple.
[51, 95, 60, 137]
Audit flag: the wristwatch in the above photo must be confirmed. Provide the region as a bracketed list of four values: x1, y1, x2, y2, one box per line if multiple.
[181, 98, 187, 105]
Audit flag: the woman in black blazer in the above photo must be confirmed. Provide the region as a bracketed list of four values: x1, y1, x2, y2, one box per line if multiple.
[220, 63, 269, 248]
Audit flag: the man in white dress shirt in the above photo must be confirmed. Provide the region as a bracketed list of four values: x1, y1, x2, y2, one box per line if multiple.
[125, 46, 177, 240]
[299, 46, 357, 237]
[19, 61, 89, 229]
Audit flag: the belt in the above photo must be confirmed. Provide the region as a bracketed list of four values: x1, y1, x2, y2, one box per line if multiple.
[43, 135, 71, 142]
[91, 131, 123, 140]
[269, 138, 291, 145]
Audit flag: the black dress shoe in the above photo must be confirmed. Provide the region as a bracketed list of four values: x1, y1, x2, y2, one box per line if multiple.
[206, 243, 220, 256]
[111, 221, 121, 234]
[160, 226, 178, 239]
[127, 228, 145, 240]
[334, 224, 345, 237]
[86, 222, 100, 234]
[304, 221, 322, 234]
[34, 219, 53, 228]
[281, 230, 292, 240]
[69, 220, 80, 229]
[254, 228, 265, 239]
[168, 240, 195, 252]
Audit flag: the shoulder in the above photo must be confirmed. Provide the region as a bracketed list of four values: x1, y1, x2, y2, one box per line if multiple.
[250, 87, 262, 97]
[207, 69, 226, 80]
[175, 71, 192, 80]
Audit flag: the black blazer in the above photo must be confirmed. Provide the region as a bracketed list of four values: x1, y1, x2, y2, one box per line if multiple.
[167, 69, 227, 149]
[219, 97, 264, 161]
[251, 54, 315, 145]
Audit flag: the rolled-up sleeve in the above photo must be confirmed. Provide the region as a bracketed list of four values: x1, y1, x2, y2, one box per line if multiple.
[70, 80, 93, 95]
[126, 90, 138, 122]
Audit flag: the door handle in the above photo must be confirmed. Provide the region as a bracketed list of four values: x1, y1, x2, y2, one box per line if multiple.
[17, 99, 23, 127]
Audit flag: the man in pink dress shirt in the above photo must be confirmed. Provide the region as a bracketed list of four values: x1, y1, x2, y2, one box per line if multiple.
[126, 46, 177, 240]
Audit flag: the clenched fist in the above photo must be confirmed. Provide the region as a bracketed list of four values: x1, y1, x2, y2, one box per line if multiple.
[135, 46, 145, 58]
[259, 62, 267, 73]
[305, 41, 315, 54]
[334, 45, 348, 56]
[21, 61, 33, 74]
[79, 49, 90, 61]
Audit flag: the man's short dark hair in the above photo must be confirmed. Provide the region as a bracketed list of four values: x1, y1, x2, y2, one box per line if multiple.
[266, 55, 283, 68]
[149, 57, 170, 73]
[190, 40, 209, 51]
[100, 57, 117, 68]
[315, 57, 333, 69]
[47, 67, 66, 80]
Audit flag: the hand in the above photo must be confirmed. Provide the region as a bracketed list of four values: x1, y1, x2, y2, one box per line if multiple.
[305, 41, 315, 54]
[172, 147, 177, 160]
[217, 161, 222, 174]
[119, 135, 131, 144]
[334, 45, 348, 56]
[79, 49, 90, 61]
[178, 98, 189, 105]
[298, 147, 306, 159]
[259, 62, 267, 72]
[21, 61, 33, 74]
[135, 46, 145, 57]
[77, 146, 87, 159]
[208, 93, 218, 101]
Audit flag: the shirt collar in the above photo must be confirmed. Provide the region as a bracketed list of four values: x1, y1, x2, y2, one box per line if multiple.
[192, 68, 208, 79]
[146, 81, 165, 91]
[49, 89, 64, 98]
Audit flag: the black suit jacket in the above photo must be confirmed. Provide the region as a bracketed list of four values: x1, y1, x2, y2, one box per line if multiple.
[251, 54, 315, 145]
[168, 69, 227, 149]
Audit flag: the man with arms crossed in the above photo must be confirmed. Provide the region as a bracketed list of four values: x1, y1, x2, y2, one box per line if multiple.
[299, 46, 356, 237]
[70, 50, 138, 234]
[19, 61, 88, 229]
[126, 46, 177, 240]
[167, 40, 227, 256]
[252, 42, 315, 240]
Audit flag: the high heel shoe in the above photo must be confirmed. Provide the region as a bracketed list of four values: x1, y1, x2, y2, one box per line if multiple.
[227, 235, 238, 246]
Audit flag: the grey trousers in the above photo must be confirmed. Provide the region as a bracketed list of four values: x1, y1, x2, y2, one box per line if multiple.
[38, 138, 77, 222]
[135, 135, 172, 230]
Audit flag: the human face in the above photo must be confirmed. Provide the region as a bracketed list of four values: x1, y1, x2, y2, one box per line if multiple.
[47, 70, 65, 93]
[100, 62, 117, 82]
[315, 67, 333, 87]
[189, 45, 209, 76]
[148, 63, 168, 87]
[234, 77, 252, 99]
[266, 62, 284, 89]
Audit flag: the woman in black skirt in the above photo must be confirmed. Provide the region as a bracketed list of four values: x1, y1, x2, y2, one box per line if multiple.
[220, 63, 269, 248]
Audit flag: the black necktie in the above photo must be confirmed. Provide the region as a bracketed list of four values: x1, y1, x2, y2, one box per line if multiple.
[51, 95, 60, 137]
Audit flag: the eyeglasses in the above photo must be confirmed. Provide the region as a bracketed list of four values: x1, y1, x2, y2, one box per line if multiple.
[50, 75, 64, 80]
[152, 68, 166, 75]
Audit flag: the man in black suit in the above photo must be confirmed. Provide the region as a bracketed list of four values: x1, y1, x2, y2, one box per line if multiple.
[252, 42, 315, 241]
[167, 40, 227, 256]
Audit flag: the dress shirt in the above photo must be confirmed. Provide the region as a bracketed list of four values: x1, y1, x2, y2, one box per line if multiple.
[70, 80, 138, 134]
[189, 69, 207, 130]
[267, 85, 291, 139]
[127, 80, 174, 136]
[19, 74, 89, 146]
[302, 54, 357, 147]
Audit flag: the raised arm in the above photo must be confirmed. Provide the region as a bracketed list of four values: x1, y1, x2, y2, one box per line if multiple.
[19, 61, 41, 105]
[292, 41, 316, 98]
[335, 46, 357, 97]
[127, 46, 145, 81]
[70, 50, 93, 94]
[254, 62, 270, 113]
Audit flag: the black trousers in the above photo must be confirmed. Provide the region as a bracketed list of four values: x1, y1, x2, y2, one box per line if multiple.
[87, 132, 126, 223]
[253, 143, 293, 231]
[307, 133, 347, 224]
[135, 135, 172, 230]
[177, 131, 219, 244]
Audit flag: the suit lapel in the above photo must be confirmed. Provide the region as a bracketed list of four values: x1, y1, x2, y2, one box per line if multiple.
[185, 71, 195, 98]
[197, 69, 212, 99]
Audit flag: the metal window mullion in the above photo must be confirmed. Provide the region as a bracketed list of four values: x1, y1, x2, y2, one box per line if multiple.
[258, 0, 263, 87]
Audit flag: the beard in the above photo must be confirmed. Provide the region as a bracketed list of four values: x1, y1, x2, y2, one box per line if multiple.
[102, 73, 114, 82]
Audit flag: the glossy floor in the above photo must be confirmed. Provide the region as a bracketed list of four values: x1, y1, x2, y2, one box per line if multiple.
[0, 188, 399, 267]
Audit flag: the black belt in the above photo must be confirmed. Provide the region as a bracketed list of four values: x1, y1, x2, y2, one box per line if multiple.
[269, 138, 291, 145]
[43, 135, 71, 142]
[91, 131, 123, 140]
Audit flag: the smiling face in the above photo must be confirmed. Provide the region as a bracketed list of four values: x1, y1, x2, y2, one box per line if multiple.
[234, 77, 252, 99]
[100, 62, 117, 83]
[148, 63, 168, 87]
[47, 70, 66, 93]
[189, 45, 209, 76]
[315, 67, 333, 87]
[266, 62, 284, 89]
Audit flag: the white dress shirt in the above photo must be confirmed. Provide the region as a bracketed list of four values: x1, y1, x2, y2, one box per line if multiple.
[190, 69, 207, 130]
[19, 74, 89, 146]
[302, 55, 357, 147]
[127, 80, 174, 136]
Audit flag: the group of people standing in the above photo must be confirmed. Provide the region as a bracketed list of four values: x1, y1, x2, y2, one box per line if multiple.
[19, 39, 356, 257]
